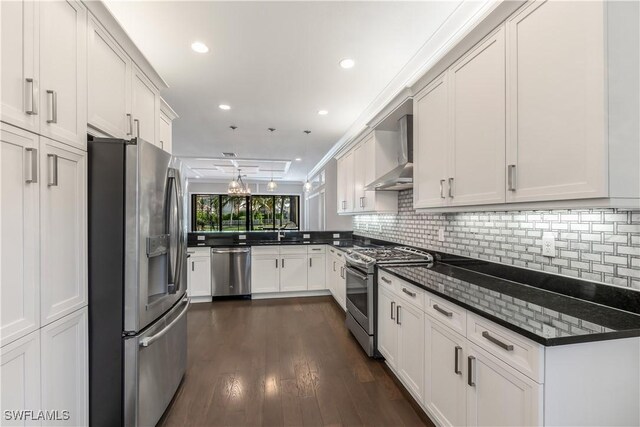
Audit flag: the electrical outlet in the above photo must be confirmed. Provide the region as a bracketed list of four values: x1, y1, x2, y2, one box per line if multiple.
[438, 228, 445, 242]
[542, 232, 556, 257]
[542, 324, 557, 339]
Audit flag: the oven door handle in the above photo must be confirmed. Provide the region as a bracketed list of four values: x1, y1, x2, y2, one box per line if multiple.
[345, 266, 369, 281]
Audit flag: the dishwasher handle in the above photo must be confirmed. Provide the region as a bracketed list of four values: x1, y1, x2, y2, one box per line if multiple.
[212, 247, 251, 254]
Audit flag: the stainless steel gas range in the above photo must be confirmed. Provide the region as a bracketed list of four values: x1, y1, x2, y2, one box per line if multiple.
[344, 246, 433, 356]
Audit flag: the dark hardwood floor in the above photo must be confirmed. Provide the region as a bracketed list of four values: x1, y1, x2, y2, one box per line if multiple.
[158, 296, 434, 427]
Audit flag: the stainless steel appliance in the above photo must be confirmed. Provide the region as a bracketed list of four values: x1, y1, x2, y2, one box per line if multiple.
[344, 246, 433, 356]
[88, 137, 188, 427]
[211, 247, 252, 296]
[364, 115, 413, 191]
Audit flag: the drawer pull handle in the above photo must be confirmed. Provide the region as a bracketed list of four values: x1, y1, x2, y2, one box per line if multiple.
[401, 288, 416, 297]
[381, 277, 392, 284]
[454, 346, 462, 375]
[390, 301, 395, 320]
[311, 248, 321, 251]
[46, 90, 57, 123]
[508, 164, 517, 191]
[25, 148, 38, 183]
[440, 179, 445, 198]
[482, 331, 514, 351]
[25, 78, 37, 115]
[468, 356, 476, 387]
[396, 305, 401, 325]
[433, 304, 453, 318]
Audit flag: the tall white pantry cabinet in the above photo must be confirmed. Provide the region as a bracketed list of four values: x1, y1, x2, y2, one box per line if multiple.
[0, 1, 175, 425]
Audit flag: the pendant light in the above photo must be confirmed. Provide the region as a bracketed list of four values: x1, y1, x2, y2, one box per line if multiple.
[267, 128, 278, 192]
[228, 168, 251, 195]
[303, 130, 312, 193]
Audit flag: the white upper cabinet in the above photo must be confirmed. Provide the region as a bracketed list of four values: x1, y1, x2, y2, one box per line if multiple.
[1, 125, 40, 347]
[40, 137, 87, 326]
[0, 0, 39, 133]
[132, 64, 159, 145]
[336, 151, 354, 214]
[39, 0, 87, 150]
[87, 14, 132, 139]
[413, 73, 449, 209]
[159, 98, 178, 154]
[448, 27, 506, 206]
[505, 0, 607, 203]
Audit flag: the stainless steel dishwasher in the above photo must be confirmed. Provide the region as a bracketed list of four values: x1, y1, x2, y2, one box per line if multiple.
[211, 247, 251, 297]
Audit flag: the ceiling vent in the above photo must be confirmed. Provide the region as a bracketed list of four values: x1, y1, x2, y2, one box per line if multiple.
[222, 152, 237, 158]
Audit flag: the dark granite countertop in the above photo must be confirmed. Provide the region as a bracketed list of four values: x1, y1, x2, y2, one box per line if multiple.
[188, 231, 354, 248]
[379, 262, 640, 346]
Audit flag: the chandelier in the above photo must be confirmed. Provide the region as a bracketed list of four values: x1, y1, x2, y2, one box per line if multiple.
[228, 170, 251, 195]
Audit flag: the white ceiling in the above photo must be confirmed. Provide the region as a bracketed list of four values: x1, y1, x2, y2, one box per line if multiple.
[105, 1, 472, 181]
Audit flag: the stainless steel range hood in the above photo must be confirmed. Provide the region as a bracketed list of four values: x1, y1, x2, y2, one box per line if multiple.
[364, 115, 413, 191]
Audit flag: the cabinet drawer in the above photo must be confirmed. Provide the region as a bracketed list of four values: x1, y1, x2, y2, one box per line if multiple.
[279, 245, 308, 255]
[307, 245, 326, 254]
[251, 246, 280, 255]
[395, 279, 425, 311]
[467, 313, 544, 383]
[378, 270, 396, 293]
[188, 247, 211, 257]
[425, 294, 467, 336]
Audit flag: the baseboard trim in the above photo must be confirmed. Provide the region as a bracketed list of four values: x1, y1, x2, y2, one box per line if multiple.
[252, 289, 331, 300]
[189, 296, 212, 303]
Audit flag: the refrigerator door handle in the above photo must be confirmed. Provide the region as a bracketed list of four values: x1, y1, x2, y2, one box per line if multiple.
[166, 168, 185, 294]
[140, 298, 189, 347]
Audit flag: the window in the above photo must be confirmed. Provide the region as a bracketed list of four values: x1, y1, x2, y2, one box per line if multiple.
[191, 194, 300, 232]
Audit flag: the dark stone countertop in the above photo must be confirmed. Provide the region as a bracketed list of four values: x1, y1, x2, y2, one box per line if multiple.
[379, 261, 640, 346]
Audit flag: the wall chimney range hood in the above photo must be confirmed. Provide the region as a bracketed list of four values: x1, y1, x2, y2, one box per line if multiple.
[364, 115, 413, 191]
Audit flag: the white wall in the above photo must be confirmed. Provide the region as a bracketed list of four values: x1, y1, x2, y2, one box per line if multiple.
[305, 158, 353, 231]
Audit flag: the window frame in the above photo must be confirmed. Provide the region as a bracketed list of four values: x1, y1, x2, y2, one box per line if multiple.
[190, 193, 300, 232]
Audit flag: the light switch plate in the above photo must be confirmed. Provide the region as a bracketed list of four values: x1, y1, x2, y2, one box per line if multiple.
[238, 235, 246, 240]
[197, 235, 205, 241]
[303, 234, 310, 239]
[542, 232, 556, 257]
[333, 233, 340, 238]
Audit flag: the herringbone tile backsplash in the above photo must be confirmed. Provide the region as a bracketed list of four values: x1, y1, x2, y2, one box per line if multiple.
[353, 190, 640, 290]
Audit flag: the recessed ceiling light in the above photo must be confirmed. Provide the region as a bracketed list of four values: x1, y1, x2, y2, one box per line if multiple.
[295, 158, 302, 161]
[339, 58, 355, 69]
[191, 41, 209, 53]
[317, 110, 328, 116]
[219, 104, 231, 110]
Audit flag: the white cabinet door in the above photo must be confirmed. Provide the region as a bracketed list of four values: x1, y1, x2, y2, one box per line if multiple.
[326, 255, 336, 296]
[251, 255, 280, 293]
[1, 125, 40, 347]
[359, 134, 379, 212]
[0, 0, 39, 133]
[307, 254, 326, 290]
[159, 111, 172, 154]
[187, 256, 211, 298]
[40, 137, 87, 326]
[87, 14, 132, 139]
[1, 330, 41, 427]
[39, 0, 87, 150]
[280, 254, 308, 292]
[449, 27, 506, 207]
[466, 343, 541, 427]
[397, 301, 424, 401]
[132, 64, 159, 145]
[41, 308, 88, 427]
[413, 73, 449, 209]
[506, 0, 607, 203]
[352, 139, 367, 213]
[377, 287, 398, 368]
[425, 317, 467, 427]
[337, 151, 355, 214]
[335, 259, 346, 310]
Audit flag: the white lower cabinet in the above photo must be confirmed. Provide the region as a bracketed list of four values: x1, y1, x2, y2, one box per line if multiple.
[397, 302, 425, 402]
[187, 249, 211, 299]
[251, 255, 280, 293]
[466, 343, 541, 427]
[279, 254, 308, 292]
[327, 249, 346, 310]
[0, 330, 41, 427]
[307, 253, 326, 290]
[41, 307, 88, 426]
[424, 318, 467, 427]
[377, 287, 398, 366]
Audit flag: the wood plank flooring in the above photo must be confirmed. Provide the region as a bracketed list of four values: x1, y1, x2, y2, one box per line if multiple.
[158, 296, 434, 427]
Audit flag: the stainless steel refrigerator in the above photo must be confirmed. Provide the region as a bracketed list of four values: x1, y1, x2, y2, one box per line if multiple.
[88, 137, 188, 426]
